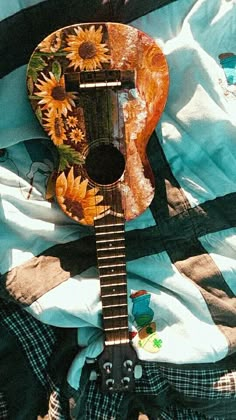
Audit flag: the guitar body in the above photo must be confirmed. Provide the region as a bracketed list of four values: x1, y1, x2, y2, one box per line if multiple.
[27, 22, 168, 392]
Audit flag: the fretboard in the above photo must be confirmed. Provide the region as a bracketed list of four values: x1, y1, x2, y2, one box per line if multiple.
[95, 214, 129, 346]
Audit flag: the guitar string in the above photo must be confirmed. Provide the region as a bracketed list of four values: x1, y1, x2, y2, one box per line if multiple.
[93, 70, 115, 346]
[106, 78, 116, 346]
[115, 83, 123, 347]
[104, 74, 123, 347]
[92, 61, 129, 348]
[116, 79, 129, 347]
[115, 81, 125, 347]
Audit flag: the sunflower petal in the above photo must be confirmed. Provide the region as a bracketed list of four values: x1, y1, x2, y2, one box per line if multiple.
[76, 179, 88, 199]
[56, 172, 67, 196]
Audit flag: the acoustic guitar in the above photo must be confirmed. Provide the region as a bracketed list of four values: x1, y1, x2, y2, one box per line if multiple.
[27, 22, 169, 392]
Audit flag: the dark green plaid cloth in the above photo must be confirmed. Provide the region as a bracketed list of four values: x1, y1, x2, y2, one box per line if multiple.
[1, 300, 236, 419]
[80, 362, 236, 419]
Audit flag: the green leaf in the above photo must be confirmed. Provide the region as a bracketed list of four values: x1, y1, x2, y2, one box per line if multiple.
[27, 76, 34, 95]
[30, 53, 47, 71]
[28, 53, 47, 82]
[52, 60, 62, 82]
[57, 144, 85, 172]
[35, 106, 43, 123]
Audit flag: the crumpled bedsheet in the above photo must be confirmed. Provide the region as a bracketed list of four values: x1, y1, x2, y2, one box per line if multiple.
[0, 0, 235, 393]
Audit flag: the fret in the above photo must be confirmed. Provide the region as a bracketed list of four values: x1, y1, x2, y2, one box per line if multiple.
[102, 292, 127, 299]
[97, 245, 125, 252]
[100, 281, 127, 287]
[100, 272, 126, 279]
[96, 237, 125, 244]
[100, 280, 126, 288]
[100, 272, 125, 279]
[95, 222, 124, 229]
[96, 230, 124, 237]
[97, 254, 125, 260]
[103, 314, 128, 319]
[101, 290, 126, 298]
[104, 325, 128, 331]
[102, 302, 127, 309]
[99, 262, 125, 269]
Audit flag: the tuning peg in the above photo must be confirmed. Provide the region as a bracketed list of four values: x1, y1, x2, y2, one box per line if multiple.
[134, 364, 143, 379]
[122, 376, 131, 388]
[123, 360, 133, 371]
[103, 362, 112, 374]
[105, 378, 114, 390]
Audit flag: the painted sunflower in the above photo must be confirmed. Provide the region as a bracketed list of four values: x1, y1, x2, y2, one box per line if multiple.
[38, 30, 61, 53]
[56, 167, 109, 225]
[66, 115, 79, 128]
[69, 128, 85, 143]
[35, 72, 76, 116]
[43, 109, 67, 145]
[65, 25, 110, 71]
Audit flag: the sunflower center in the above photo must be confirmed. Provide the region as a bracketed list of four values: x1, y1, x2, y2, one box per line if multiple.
[79, 41, 97, 59]
[64, 198, 84, 219]
[51, 86, 66, 101]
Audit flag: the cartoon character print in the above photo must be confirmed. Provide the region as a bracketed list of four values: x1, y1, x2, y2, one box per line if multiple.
[130, 290, 162, 353]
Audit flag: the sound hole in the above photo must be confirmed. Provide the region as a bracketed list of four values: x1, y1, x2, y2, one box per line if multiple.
[85, 144, 125, 185]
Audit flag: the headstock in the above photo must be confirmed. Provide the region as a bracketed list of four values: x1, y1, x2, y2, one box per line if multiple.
[94, 343, 142, 392]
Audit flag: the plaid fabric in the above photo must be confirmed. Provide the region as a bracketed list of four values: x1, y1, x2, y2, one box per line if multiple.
[0, 392, 8, 420]
[0, 300, 57, 387]
[158, 407, 209, 419]
[86, 381, 124, 420]
[160, 366, 236, 399]
[1, 299, 234, 419]
[84, 362, 236, 419]
[0, 300, 67, 419]
[48, 387, 66, 420]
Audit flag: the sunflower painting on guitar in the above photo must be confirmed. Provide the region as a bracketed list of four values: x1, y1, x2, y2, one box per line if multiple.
[56, 167, 110, 225]
[27, 22, 169, 225]
[65, 25, 110, 71]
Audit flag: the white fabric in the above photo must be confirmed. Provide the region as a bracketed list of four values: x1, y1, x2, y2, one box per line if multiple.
[0, 0, 236, 389]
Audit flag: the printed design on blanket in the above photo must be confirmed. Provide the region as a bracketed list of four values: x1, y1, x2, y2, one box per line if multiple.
[218, 52, 236, 100]
[130, 290, 162, 353]
[27, 22, 169, 225]
[0, 140, 57, 202]
[219, 53, 236, 86]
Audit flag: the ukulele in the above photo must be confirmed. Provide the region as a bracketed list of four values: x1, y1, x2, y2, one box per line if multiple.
[27, 22, 169, 392]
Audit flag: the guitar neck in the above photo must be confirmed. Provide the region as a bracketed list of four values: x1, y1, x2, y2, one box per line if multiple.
[95, 214, 129, 346]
